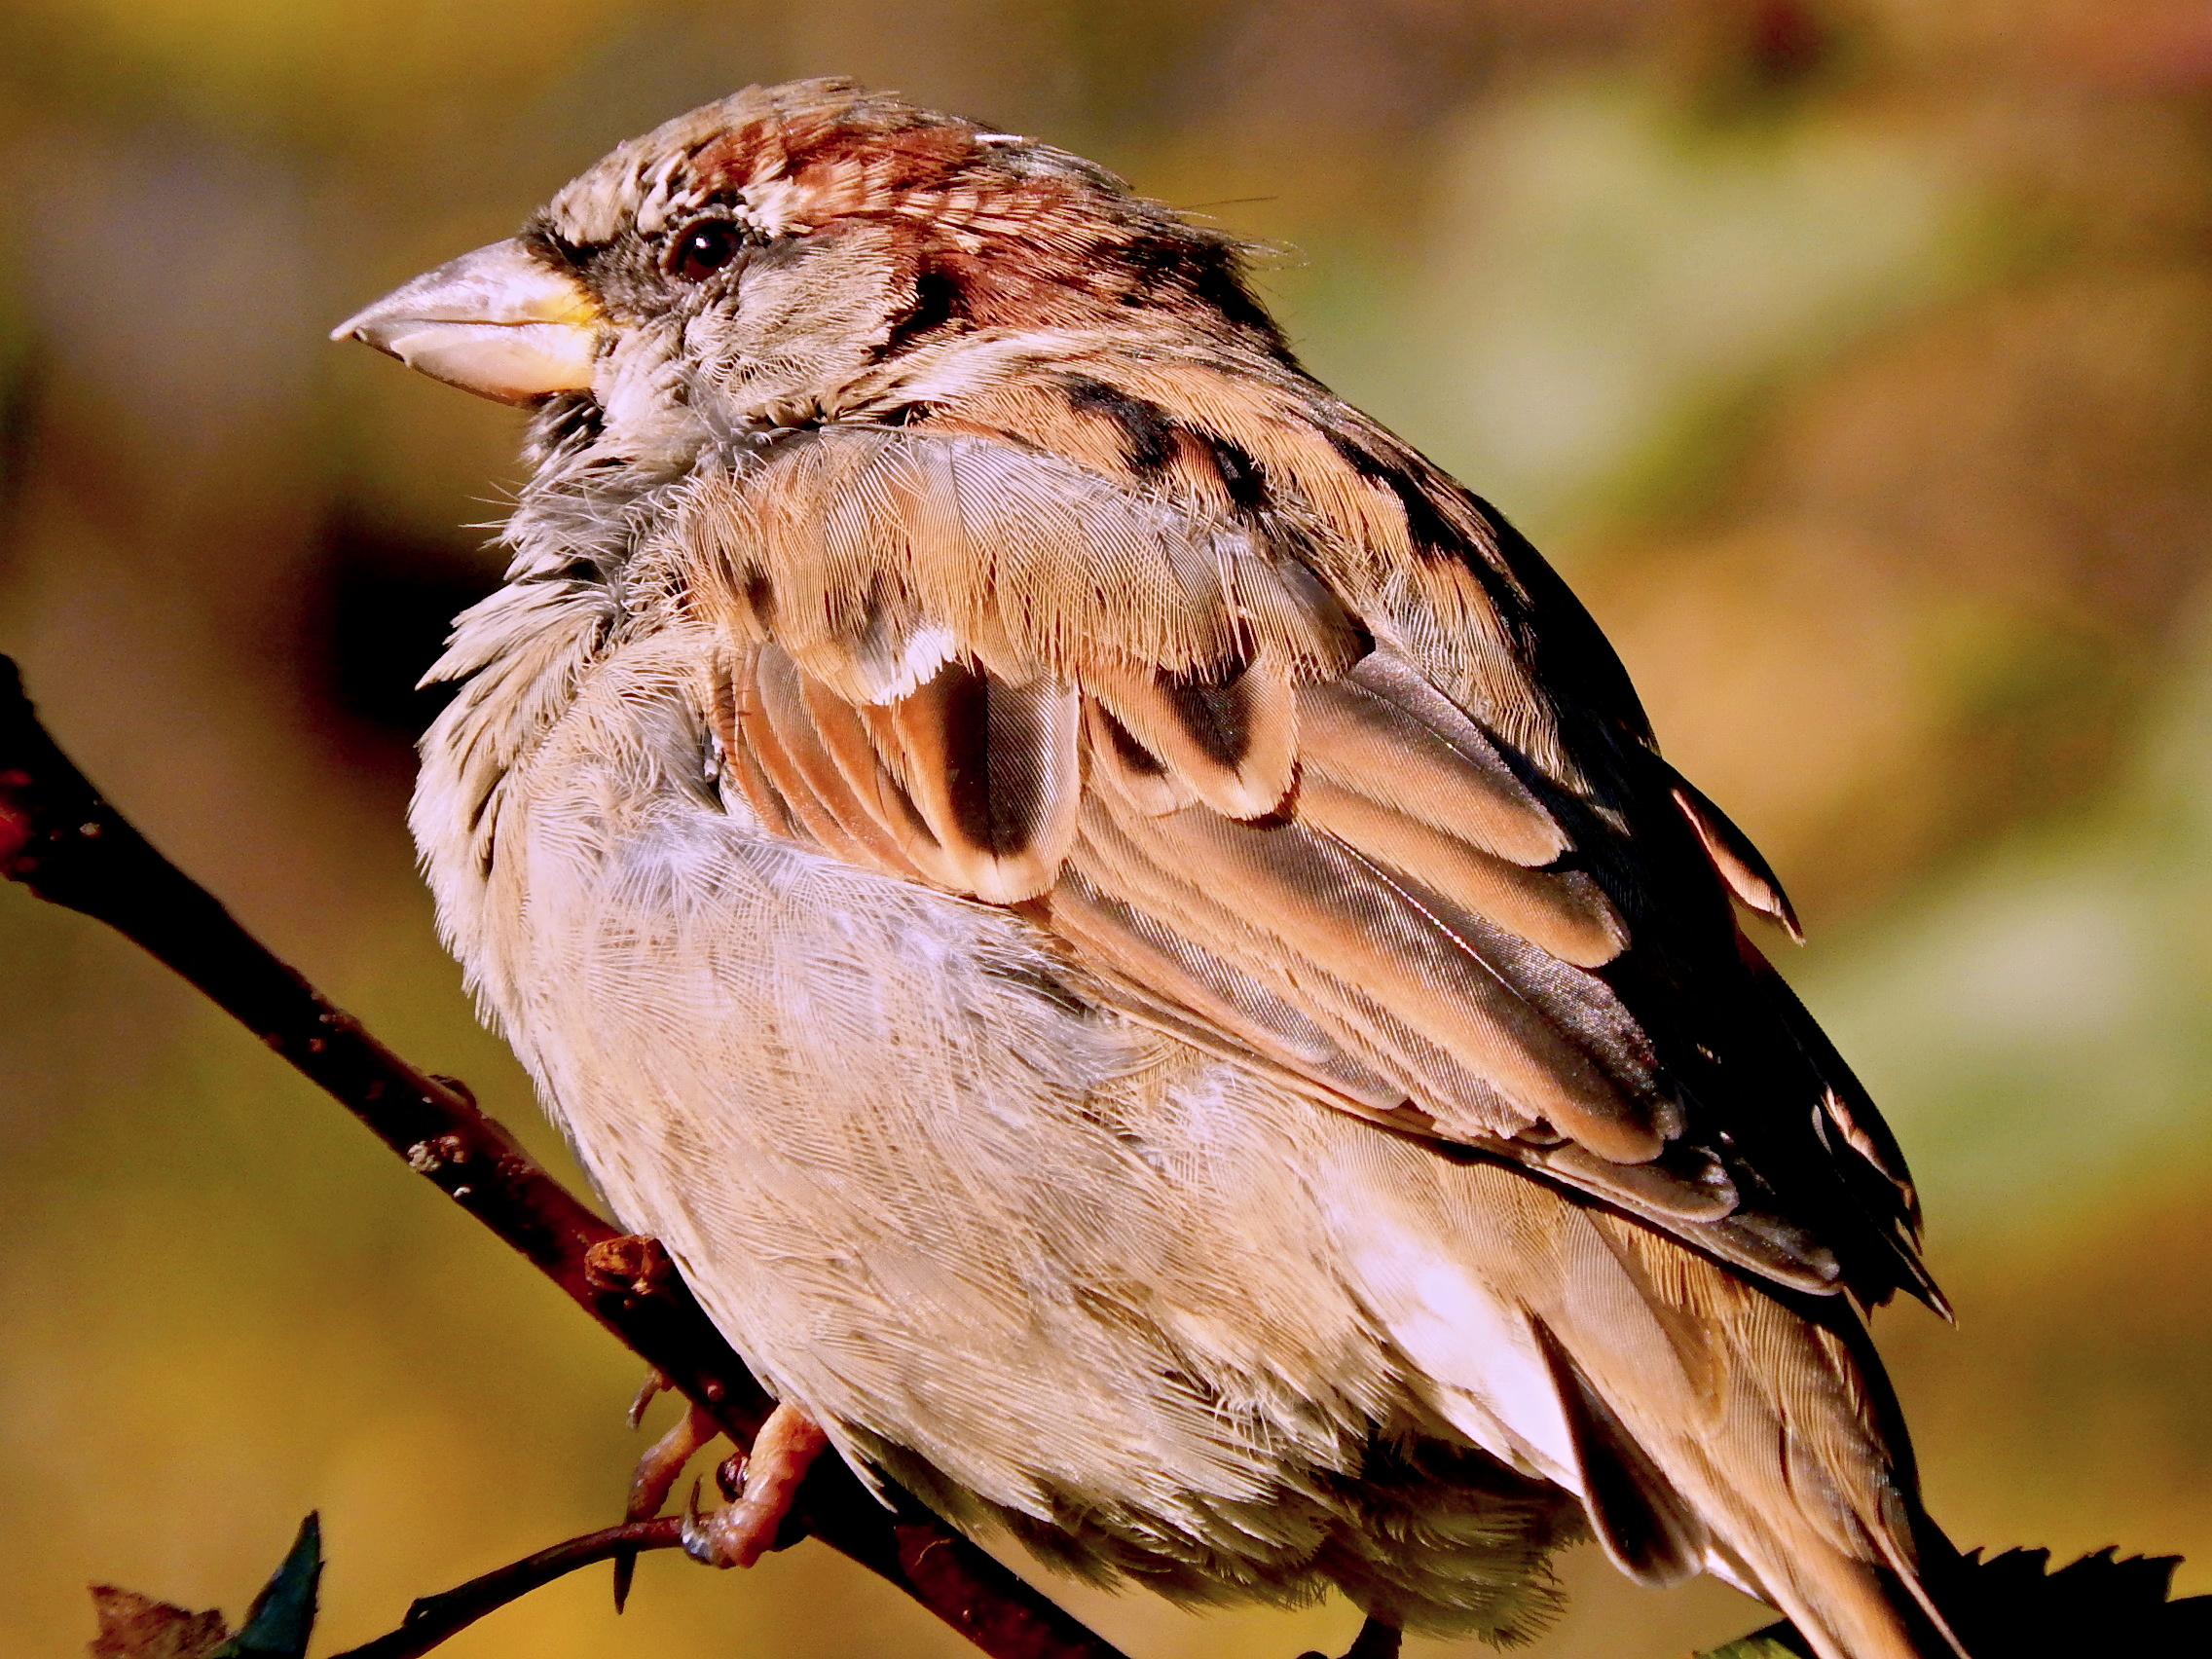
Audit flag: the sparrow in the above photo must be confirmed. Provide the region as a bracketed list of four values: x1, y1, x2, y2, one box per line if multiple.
[334, 79, 1960, 1659]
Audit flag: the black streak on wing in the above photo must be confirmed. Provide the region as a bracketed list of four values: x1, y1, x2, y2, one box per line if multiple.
[1315, 423, 1562, 677]
[1160, 662, 1255, 770]
[1097, 701, 1170, 778]
[1317, 424, 1465, 554]
[1062, 375, 1178, 475]
[935, 659, 1031, 857]
[1190, 428, 1271, 514]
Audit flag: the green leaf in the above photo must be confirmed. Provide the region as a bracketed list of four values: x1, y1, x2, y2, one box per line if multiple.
[206, 1514, 320, 1659]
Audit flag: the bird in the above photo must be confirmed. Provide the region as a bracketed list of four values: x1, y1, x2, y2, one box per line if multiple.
[334, 78, 1962, 1659]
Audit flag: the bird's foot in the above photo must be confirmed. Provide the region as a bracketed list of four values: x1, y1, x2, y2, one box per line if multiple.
[613, 1383, 725, 1610]
[628, 1393, 722, 1526]
[1296, 1616, 1401, 1659]
[681, 1401, 830, 1568]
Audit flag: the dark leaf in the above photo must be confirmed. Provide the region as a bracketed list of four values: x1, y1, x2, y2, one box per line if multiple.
[206, 1516, 320, 1659]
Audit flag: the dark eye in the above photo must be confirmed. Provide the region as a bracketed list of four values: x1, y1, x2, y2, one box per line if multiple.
[668, 217, 745, 281]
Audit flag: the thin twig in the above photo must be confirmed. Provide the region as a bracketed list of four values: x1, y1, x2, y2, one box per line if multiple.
[0, 656, 1126, 1659]
[327, 1519, 687, 1659]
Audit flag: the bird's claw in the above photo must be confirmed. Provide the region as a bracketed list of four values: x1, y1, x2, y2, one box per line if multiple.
[626, 1365, 672, 1429]
[676, 1402, 829, 1569]
[614, 1391, 723, 1610]
[626, 1398, 720, 1522]
[677, 1466, 780, 1569]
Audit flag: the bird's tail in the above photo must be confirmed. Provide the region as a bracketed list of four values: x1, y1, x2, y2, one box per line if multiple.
[1706, 1500, 1968, 1659]
[1523, 1217, 1968, 1659]
[1345, 1147, 1964, 1656]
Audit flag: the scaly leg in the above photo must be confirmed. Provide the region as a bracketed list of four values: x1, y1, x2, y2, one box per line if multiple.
[628, 1398, 723, 1525]
[613, 1383, 724, 1610]
[681, 1402, 830, 1568]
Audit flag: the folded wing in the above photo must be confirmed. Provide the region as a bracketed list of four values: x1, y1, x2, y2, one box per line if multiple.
[673, 408, 1932, 1309]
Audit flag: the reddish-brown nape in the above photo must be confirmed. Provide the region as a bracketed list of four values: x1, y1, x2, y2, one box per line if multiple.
[682, 82, 1290, 349]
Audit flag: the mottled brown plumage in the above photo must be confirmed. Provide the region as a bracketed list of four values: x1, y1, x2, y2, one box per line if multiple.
[335, 79, 1960, 1657]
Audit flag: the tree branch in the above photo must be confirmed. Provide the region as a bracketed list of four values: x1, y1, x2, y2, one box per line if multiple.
[325, 1519, 688, 1659]
[0, 656, 1125, 1659]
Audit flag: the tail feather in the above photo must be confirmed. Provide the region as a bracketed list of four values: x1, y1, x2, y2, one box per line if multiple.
[1535, 1211, 1963, 1659]
[1335, 1142, 1960, 1656]
[1727, 1526, 1964, 1659]
[1530, 1316, 1708, 1588]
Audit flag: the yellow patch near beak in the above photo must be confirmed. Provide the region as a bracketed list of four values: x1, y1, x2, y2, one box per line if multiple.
[331, 239, 604, 405]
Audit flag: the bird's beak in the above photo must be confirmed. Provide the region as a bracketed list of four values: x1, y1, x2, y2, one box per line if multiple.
[330, 239, 605, 405]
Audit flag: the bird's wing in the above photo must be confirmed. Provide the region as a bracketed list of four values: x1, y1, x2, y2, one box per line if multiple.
[672, 357, 1935, 1311]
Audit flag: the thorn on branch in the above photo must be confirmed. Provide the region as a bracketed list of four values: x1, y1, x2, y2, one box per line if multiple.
[88, 1513, 693, 1659]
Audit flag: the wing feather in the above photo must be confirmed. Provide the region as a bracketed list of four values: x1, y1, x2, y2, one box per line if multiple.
[1084, 652, 1297, 820]
[1530, 1317, 1711, 1588]
[877, 659, 1082, 903]
[1109, 802, 1661, 1160]
[734, 645, 915, 874]
[675, 402, 1932, 1310]
[706, 647, 806, 841]
[1083, 697, 1198, 817]
[1672, 773, 1803, 942]
[1297, 654, 1567, 866]
[1296, 776, 1622, 970]
[1071, 790, 1542, 1142]
[1047, 864, 1414, 1115]
[795, 670, 966, 886]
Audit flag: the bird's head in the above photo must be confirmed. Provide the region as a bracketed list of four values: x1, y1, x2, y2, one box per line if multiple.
[334, 79, 1285, 468]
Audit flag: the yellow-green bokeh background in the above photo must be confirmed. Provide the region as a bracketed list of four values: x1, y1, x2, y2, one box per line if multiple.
[6, 3, 2212, 1655]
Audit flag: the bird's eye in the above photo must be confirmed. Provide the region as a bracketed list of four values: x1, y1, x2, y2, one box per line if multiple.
[667, 218, 746, 282]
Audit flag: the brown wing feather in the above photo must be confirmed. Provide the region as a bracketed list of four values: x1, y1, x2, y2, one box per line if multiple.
[1297, 654, 1567, 866]
[1048, 862, 1419, 1117]
[797, 669, 949, 875]
[1295, 776, 1621, 970]
[1097, 797, 1664, 1160]
[1074, 786, 1653, 1153]
[1082, 697, 1198, 816]
[1672, 774, 1804, 942]
[877, 659, 1082, 903]
[1530, 1317, 1711, 1588]
[1084, 651, 1297, 820]
[733, 644, 916, 875]
[679, 386, 1933, 1311]
[706, 646, 805, 841]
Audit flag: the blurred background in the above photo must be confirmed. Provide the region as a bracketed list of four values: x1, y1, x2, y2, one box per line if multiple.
[4, 1, 2212, 1655]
